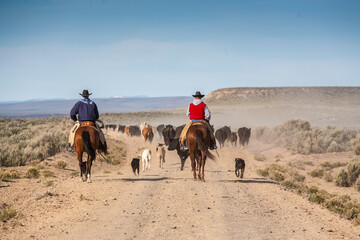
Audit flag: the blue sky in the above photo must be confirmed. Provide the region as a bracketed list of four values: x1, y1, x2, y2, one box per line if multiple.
[0, 0, 359, 101]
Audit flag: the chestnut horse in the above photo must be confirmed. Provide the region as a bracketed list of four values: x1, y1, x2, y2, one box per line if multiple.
[186, 122, 215, 182]
[74, 121, 105, 183]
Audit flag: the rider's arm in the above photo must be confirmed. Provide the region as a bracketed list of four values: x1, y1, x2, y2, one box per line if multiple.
[94, 102, 99, 120]
[204, 105, 211, 120]
[70, 102, 79, 121]
[186, 105, 190, 119]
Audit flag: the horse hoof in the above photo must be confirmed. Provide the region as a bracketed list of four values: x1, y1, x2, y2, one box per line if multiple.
[87, 179, 92, 183]
[201, 179, 205, 182]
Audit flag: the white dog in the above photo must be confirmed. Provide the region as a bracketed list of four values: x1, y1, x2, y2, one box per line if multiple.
[142, 149, 152, 172]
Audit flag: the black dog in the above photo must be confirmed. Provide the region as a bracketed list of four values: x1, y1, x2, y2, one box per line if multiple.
[131, 158, 140, 175]
[235, 158, 245, 178]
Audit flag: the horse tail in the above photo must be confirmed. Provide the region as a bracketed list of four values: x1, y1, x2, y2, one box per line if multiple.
[82, 131, 95, 160]
[195, 130, 215, 161]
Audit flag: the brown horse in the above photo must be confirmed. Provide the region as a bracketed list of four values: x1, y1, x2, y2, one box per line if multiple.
[186, 122, 215, 182]
[74, 121, 105, 183]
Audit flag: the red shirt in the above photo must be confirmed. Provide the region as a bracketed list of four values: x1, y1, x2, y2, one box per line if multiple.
[189, 102, 206, 120]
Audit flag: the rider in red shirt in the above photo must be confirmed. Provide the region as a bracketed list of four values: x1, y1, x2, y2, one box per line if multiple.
[180, 91, 217, 150]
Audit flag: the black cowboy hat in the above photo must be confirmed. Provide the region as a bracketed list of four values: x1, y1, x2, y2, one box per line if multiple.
[192, 91, 205, 98]
[79, 89, 92, 97]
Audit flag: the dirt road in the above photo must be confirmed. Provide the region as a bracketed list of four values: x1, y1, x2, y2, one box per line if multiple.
[2, 133, 360, 240]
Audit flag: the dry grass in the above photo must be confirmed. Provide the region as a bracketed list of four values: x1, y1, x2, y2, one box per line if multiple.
[25, 167, 39, 179]
[100, 139, 127, 165]
[0, 205, 17, 222]
[0, 169, 20, 180]
[44, 180, 54, 187]
[254, 155, 266, 162]
[54, 160, 67, 169]
[42, 170, 54, 178]
[0, 117, 72, 167]
[254, 119, 357, 154]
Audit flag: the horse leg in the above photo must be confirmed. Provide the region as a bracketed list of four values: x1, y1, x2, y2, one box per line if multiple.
[86, 154, 92, 183]
[180, 155, 185, 171]
[190, 151, 197, 180]
[201, 155, 206, 182]
[78, 152, 85, 182]
[197, 153, 202, 180]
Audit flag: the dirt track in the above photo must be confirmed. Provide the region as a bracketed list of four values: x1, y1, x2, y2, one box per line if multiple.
[2, 132, 360, 240]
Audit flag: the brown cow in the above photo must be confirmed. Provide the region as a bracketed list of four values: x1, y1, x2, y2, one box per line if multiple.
[140, 123, 154, 143]
[156, 144, 166, 168]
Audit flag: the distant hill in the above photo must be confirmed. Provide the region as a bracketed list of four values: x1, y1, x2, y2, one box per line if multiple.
[206, 87, 360, 105]
[204, 87, 360, 129]
[0, 96, 192, 118]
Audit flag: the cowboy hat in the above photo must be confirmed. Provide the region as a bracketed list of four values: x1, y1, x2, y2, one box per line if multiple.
[192, 91, 205, 98]
[79, 90, 92, 97]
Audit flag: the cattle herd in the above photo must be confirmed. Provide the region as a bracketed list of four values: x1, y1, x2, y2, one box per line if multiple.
[104, 123, 251, 179]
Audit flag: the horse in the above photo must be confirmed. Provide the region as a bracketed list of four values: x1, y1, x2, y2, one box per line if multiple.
[74, 121, 106, 183]
[186, 122, 215, 182]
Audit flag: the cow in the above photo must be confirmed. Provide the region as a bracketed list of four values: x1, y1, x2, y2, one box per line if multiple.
[140, 123, 154, 143]
[131, 158, 140, 175]
[156, 144, 166, 168]
[105, 124, 117, 132]
[229, 132, 238, 147]
[118, 125, 126, 134]
[125, 125, 141, 137]
[215, 126, 231, 148]
[168, 138, 189, 171]
[235, 158, 245, 178]
[157, 124, 165, 137]
[238, 127, 251, 147]
[162, 125, 176, 146]
[174, 124, 186, 139]
[142, 149, 152, 172]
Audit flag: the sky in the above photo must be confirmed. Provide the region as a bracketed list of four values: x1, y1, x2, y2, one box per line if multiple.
[0, 0, 359, 101]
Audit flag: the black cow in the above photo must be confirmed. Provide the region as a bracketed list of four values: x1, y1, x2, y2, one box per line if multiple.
[157, 124, 165, 136]
[118, 125, 126, 133]
[162, 125, 176, 146]
[235, 158, 245, 178]
[126, 125, 141, 137]
[131, 158, 140, 175]
[174, 124, 186, 139]
[238, 127, 251, 147]
[168, 138, 189, 171]
[105, 124, 117, 131]
[215, 126, 231, 148]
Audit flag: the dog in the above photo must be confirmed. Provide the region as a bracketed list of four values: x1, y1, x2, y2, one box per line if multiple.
[235, 158, 245, 178]
[142, 149, 152, 172]
[131, 158, 140, 175]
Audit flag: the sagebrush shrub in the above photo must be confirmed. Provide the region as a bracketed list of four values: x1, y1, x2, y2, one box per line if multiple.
[335, 169, 350, 187]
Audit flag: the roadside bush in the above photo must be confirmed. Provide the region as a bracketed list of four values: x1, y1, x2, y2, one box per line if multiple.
[254, 119, 357, 154]
[355, 178, 360, 191]
[347, 162, 360, 185]
[335, 169, 350, 187]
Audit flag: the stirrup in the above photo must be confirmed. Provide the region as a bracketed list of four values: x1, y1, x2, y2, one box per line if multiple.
[210, 144, 218, 150]
[180, 145, 188, 150]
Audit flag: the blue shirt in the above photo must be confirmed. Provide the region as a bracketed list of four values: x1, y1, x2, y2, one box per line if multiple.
[70, 98, 99, 122]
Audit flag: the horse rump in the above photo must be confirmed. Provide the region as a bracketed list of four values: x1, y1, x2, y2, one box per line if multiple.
[82, 131, 96, 160]
[195, 130, 215, 160]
